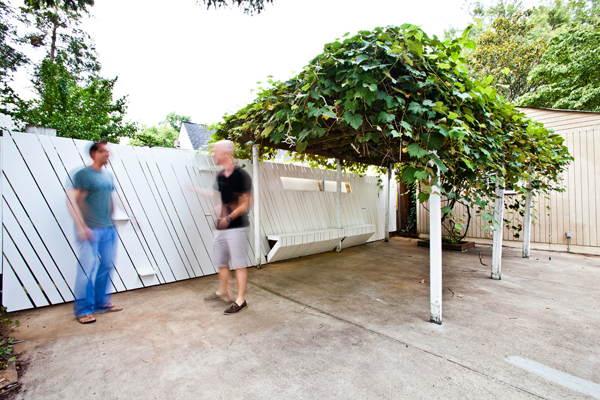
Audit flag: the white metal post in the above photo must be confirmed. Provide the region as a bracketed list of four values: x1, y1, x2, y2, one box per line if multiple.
[384, 165, 391, 242]
[491, 185, 505, 279]
[522, 182, 532, 259]
[429, 180, 443, 325]
[336, 158, 342, 252]
[252, 145, 261, 267]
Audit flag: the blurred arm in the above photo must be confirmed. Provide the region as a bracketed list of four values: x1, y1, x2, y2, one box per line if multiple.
[66, 188, 93, 241]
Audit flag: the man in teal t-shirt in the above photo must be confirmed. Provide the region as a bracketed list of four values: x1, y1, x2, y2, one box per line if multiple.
[68, 141, 123, 324]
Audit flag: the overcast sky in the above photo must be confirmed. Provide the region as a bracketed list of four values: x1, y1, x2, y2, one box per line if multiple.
[76, 0, 487, 127]
[16, 0, 527, 127]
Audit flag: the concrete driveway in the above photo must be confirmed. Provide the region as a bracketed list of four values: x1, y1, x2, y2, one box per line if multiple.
[8, 237, 600, 399]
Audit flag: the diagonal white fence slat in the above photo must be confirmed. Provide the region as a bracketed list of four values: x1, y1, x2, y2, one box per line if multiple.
[3, 133, 85, 299]
[2, 131, 393, 311]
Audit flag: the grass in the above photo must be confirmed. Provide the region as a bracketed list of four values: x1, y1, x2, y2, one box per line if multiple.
[0, 307, 19, 370]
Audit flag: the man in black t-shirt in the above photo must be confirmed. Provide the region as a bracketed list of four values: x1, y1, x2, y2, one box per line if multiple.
[200, 140, 252, 314]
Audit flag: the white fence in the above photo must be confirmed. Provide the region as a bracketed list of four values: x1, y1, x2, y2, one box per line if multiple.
[1, 131, 393, 312]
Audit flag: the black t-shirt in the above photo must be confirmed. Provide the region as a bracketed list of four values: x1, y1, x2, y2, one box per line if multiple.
[216, 166, 252, 229]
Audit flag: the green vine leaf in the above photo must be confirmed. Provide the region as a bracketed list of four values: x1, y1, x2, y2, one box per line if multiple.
[344, 111, 363, 130]
[213, 24, 572, 230]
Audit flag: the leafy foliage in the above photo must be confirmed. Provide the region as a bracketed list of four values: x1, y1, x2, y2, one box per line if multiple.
[9, 57, 137, 143]
[569, 0, 600, 24]
[0, 1, 28, 87]
[0, 0, 28, 127]
[18, 0, 99, 75]
[0, 306, 19, 371]
[215, 25, 572, 225]
[469, 11, 547, 102]
[22, 0, 94, 12]
[455, 0, 599, 39]
[129, 122, 179, 148]
[198, 0, 273, 15]
[161, 111, 191, 132]
[448, 0, 599, 102]
[518, 25, 600, 111]
[3, 0, 137, 142]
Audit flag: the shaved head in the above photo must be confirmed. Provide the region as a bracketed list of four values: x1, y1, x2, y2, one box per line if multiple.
[213, 140, 235, 155]
[212, 140, 235, 166]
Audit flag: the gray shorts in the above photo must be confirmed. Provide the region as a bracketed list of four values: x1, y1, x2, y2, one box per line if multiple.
[213, 227, 248, 269]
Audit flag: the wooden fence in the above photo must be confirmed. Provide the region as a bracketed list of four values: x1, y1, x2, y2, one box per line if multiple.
[1, 131, 393, 312]
[417, 108, 600, 248]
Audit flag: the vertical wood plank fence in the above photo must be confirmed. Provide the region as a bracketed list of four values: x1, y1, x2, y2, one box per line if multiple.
[417, 108, 600, 249]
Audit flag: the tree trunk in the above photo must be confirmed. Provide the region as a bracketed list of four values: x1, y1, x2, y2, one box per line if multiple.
[49, 5, 58, 62]
[459, 204, 472, 242]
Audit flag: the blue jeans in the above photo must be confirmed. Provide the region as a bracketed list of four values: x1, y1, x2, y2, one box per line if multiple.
[73, 227, 117, 317]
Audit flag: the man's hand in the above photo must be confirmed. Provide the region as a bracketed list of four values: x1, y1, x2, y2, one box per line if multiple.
[188, 185, 215, 197]
[217, 217, 230, 230]
[77, 227, 94, 241]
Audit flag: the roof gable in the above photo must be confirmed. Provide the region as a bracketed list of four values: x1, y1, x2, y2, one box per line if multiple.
[181, 121, 214, 150]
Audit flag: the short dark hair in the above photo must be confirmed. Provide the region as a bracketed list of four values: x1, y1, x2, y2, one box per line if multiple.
[89, 141, 108, 156]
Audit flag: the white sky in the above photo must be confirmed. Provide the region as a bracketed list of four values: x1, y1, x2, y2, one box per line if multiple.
[13, 0, 486, 126]
[84, 0, 482, 126]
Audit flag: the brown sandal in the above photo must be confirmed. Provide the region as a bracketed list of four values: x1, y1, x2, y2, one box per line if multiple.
[99, 303, 123, 313]
[204, 292, 231, 302]
[77, 314, 96, 324]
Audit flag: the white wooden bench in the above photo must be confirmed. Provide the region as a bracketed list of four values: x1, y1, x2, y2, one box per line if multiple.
[266, 224, 375, 263]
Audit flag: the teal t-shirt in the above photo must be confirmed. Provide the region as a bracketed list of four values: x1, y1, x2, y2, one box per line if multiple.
[72, 167, 114, 229]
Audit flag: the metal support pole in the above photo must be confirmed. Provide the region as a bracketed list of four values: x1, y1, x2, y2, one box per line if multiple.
[491, 185, 505, 279]
[522, 182, 532, 259]
[252, 145, 261, 268]
[336, 158, 342, 252]
[384, 165, 391, 242]
[429, 179, 442, 325]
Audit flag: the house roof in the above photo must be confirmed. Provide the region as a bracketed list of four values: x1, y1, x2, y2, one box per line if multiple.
[181, 121, 214, 150]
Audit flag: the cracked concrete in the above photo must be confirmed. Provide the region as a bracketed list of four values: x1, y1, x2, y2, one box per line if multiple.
[8, 237, 600, 399]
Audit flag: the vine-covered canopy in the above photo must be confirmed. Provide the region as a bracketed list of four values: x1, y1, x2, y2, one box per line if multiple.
[216, 24, 571, 208]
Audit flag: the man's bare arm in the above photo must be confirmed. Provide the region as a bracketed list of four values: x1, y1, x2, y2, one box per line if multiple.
[229, 192, 252, 221]
[217, 192, 252, 230]
[66, 188, 94, 241]
[188, 185, 217, 197]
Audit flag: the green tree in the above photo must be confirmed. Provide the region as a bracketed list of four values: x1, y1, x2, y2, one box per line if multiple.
[5, 0, 137, 141]
[518, 25, 600, 110]
[129, 123, 179, 148]
[11, 57, 137, 142]
[445, 0, 525, 40]
[528, 0, 600, 41]
[198, 0, 273, 15]
[469, 0, 524, 24]
[26, 0, 272, 15]
[22, 0, 94, 11]
[0, 1, 28, 87]
[161, 112, 191, 132]
[0, 0, 28, 128]
[18, 0, 99, 75]
[570, 0, 600, 24]
[469, 11, 547, 101]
